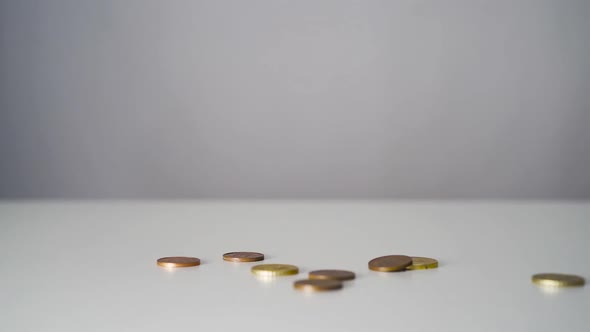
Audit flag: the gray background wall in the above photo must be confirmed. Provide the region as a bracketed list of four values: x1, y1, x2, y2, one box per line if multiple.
[1, 0, 589, 199]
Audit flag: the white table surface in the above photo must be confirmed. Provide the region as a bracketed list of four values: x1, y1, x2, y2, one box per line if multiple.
[1, 201, 588, 332]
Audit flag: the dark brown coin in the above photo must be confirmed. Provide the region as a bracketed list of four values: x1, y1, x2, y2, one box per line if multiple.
[294, 279, 343, 292]
[309, 270, 356, 281]
[157, 256, 201, 268]
[223, 252, 264, 262]
[368, 255, 412, 272]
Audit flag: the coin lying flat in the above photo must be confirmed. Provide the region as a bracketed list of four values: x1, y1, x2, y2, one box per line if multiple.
[407, 257, 438, 270]
[157, 256, 201, 268]
[251, 264, 299, 277]
[294, 279, 343, 292]
[369, 255, 412, 272]
[309, 270, 356, 281]
[532, 273, 585, 287]
[223, 252, 264, 262]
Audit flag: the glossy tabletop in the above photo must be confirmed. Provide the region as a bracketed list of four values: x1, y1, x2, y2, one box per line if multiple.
[1, 201, 588, 331]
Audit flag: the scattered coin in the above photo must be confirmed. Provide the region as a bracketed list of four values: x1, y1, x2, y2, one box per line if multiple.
[532, 273, 585, 287]
[294, 279, 343, 292]
[368, 255, 412, 272]
[157, 256, 201, 268]
[407, 257, 438, 270]
[309, 270, 356, 281]
[251, 264, 299, 277]
[223, 252, 264, 262]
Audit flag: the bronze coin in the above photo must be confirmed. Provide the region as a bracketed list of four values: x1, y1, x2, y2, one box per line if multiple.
[251, 264, 299, 277]
[309, 270, 356, 281]
[368, 255, 412, 272]
[407, 257, 439, 270]
[157, 256, 201, 268]
[532, 273, 585, 287]
[223, 252, 264, 262]
[294, 279, 343, 292]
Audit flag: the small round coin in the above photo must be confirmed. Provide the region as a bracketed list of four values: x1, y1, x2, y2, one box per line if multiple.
[223, 252, 264, 262]
[294, 279, 343, 292]
[407, 257, 439, 270]
[532, 273, 585, 287]
[251, 264, 299, 277]
[309, 270, 356, 281]
[157, 256, 201, 268]
[369, 255, 412, 272]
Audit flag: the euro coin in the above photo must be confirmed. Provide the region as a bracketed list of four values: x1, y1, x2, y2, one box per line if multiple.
[251, 264, 299, 277]
[223, 252, 264, 262]
[294, 279, 343, 292]
[309, 270, 355, 281]
[532, 273, 585, 287]
[157, 256, 201, 268]
[368, 255, 412, 272]
[407, 257, 438, 270]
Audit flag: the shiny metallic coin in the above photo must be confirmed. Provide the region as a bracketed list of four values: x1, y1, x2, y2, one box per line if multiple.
[368, 255, 412, 272]
[407, 257, 439, 270]
[294, 279, 343, 292]
[309, 270, 356, 281]
[157, 256, 201, 268]
[532, 273, 585, 287]
[223, 252, 264, 262]
[251, 264, 299, 277]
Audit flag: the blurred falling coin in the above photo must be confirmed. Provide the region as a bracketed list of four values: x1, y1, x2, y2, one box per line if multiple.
[369, 255, 412, 272]
[309, 270, 356, 281]
[294, 279, 343, 292]
[251, 264, 299, 277]
[223, 252, 264, 262]
[532, 273, 585, 287]
[407, 257, 439, 270]
[157, 256, 201, 268]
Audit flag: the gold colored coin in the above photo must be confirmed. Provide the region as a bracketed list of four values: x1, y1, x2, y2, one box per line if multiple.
[532, 273, 585, 287]
[407, 257, 439, 270]
[251, 264, 299, 277]
[157, 256, 201, 268]
[223, 252, 264, 262]
[309, 270, 356, 281]
[294, 279, 343, 292]
[368, 255, 412, 272]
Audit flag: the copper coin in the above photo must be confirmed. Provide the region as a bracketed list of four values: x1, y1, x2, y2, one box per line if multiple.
[309, 270, 356, 281]
[223, 252, 264, 262]
[157, 256, 201, 268]
[294, 279, 343, 292]
[368, 255, 412, 272]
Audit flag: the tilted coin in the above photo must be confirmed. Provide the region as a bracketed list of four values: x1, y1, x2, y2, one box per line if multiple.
[157, 256, 201, 268]
[532, 273, 585, 287]
[368, 255, 412, 272]
[309, 270, 356, 281]
[251, 264, 299, 277]
[294, 279, 343, 292]
[223, 252, 264, 262]
[407, 257, 439, 270]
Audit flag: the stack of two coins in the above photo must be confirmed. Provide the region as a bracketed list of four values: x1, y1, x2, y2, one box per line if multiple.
[369, 255, 438, 272]
[294, 270, 356, 292]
